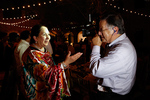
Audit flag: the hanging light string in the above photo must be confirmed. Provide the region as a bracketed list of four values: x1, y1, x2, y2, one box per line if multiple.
[0, 14, 37, 25]
[105, 0, 150, 18]
[11, 25, 32, 29]
[2, 14, 38, 20]
[1, 0, 57, 12]
[0, 14, 38, 29]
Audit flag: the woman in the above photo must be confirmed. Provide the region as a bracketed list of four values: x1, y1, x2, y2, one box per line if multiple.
[22, 24, 83, 100]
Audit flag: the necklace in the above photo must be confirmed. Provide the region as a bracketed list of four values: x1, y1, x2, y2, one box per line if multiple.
[33, 44, 44, 52]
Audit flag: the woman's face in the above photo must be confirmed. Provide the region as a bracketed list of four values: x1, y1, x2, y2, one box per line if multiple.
[34, 26, 51, 48]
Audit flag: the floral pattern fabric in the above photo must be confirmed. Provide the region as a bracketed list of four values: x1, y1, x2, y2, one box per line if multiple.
[22, 46, 70, 100]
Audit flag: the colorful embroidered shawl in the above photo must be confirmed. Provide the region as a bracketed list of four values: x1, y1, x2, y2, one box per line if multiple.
[22, 46, 70, 100]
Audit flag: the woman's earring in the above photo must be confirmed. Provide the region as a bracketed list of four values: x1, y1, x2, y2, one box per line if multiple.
[35, 41, 37, 43]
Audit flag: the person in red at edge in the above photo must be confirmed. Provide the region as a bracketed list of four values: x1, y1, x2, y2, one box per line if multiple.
[22, 24, 83, 100]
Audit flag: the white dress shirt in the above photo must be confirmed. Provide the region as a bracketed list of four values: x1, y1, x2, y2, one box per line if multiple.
[89, 33, 137, 95]
[14, 39, 30, 63]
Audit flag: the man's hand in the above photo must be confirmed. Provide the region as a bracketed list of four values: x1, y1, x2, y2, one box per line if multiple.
[64, 51, 83, 66]
[92, 34, 102, 46]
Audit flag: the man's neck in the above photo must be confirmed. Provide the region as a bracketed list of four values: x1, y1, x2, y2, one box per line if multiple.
[110, 34, 122, 43]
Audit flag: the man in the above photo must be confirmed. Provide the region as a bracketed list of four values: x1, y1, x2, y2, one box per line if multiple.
[14, 30, 30, 62]
[14, 30, 31, 100]
[89, 12, 137, 100]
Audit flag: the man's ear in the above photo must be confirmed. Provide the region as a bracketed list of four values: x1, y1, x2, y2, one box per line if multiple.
[113, 26, 119, 34]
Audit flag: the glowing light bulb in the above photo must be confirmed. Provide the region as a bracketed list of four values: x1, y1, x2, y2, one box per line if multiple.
[38, 3, 41, 6]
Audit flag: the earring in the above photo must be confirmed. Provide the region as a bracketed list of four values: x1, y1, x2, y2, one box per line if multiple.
[35, 41, 37, 43]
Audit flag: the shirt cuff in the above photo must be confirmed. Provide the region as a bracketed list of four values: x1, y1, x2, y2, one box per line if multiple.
[92, 45, 100, 53]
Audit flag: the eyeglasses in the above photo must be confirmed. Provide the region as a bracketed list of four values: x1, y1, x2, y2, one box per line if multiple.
[99, 26, 115, 33]
[99, 28, 109, 33]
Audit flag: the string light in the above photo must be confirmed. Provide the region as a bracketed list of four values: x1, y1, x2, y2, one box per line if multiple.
[38, 3, 41, 6]
[2, 14, 37, 20]
[22, 6, 25, 9]
[0, 14, 38, 29]
[0, 17, 37, 29]
[13, 25, 32, 29]
[1, 18, 29, 25]
[1, 0, 56, 11]
[105, 0, 150, 18]
[0, 14, 37, 26]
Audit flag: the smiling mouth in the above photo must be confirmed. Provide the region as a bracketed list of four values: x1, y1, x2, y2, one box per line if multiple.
[45, 41, 49, 43]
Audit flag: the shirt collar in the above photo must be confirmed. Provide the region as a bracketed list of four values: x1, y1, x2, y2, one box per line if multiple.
[109, 33, 127, 47]
[21, 39, 30, 45]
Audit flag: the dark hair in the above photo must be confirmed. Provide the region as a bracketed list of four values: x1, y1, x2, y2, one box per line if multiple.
[20, 30, 30, 40]
[100, 12, 125, 34]
[8, 32, 20, 42]
[30, 24, 43, 44]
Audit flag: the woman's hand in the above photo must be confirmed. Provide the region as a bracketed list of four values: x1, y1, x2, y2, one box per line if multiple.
[63, 51, 83, 66]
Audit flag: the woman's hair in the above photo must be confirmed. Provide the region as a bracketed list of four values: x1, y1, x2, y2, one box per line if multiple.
[30, 24, 43, 44]
[100, 12, 125, 34]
